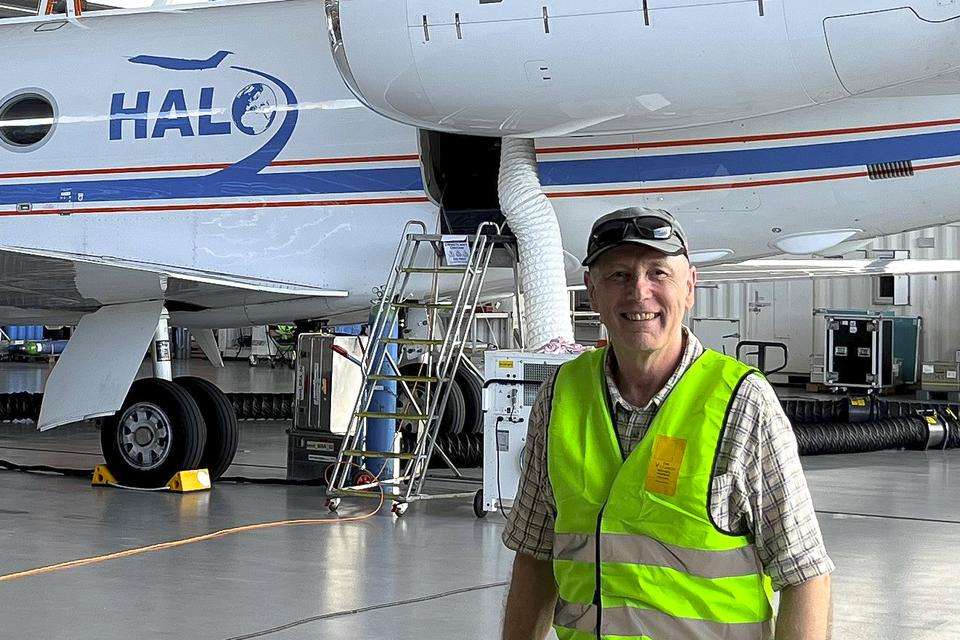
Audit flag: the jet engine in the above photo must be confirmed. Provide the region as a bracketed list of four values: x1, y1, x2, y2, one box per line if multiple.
[326, 0, 960, 137]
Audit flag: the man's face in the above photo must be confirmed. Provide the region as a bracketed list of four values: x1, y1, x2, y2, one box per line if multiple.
[585, 243, 696, 357]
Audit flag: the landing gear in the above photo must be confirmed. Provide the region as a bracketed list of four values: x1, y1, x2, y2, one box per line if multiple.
[327, 497, 341, 512]
[98, 309, 239, 488]
[100, 378, 207, 487]
[391, 501, 409, 517]
[175, 376, 239, 481]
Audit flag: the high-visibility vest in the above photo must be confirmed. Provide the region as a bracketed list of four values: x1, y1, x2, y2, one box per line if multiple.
[547, 347, 775, 640]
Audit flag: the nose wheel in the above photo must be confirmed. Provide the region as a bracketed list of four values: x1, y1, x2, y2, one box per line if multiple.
[391, 501, 408, 517]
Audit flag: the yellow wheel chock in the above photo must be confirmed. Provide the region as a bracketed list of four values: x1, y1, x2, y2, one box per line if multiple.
[91, 464, 211, 492]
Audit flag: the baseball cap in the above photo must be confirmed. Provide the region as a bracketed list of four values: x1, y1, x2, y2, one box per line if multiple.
[582, 207, 688, 267]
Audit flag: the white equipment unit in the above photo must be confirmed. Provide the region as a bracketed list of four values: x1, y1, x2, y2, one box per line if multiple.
[481, 349, 579, 515]
[217, 326, 277, 365]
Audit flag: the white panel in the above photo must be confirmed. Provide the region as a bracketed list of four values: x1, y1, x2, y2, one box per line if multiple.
[193, 328, 224, 368]
[702, 224, 960, 370]
[37, 301, 162, 431]
[825, 9, 960, 95]
[812, 224, 960, 362]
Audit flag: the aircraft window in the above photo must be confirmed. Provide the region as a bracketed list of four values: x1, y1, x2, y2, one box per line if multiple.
[0, 94, 54, 148]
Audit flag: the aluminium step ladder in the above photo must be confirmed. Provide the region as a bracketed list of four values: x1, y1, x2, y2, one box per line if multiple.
[326, 220, 512, 516]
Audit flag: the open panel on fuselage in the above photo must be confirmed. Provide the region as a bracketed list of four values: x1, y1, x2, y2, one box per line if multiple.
[0, 0, 115, 18]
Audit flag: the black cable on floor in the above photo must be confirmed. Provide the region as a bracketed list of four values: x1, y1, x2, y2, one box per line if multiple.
[0, 459, 329, 486]
[816, 509, 960, 526]
[0, 459, 91, 478]
[218, 475, 326, 486]
[221, 580, 510, 640]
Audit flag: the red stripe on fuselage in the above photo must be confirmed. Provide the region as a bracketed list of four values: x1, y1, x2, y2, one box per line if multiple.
[0, 195, 431, 217]
[4, 158, 960, 217]
[0, 153, 422, 180]
[536, 117, 960, 155]
[5, 117, 960, 180]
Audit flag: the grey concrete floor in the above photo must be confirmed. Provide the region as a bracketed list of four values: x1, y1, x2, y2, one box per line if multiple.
[0, 361, 957, 638]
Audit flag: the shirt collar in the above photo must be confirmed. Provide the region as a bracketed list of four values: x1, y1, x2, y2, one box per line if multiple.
[604, 326, 704, 412]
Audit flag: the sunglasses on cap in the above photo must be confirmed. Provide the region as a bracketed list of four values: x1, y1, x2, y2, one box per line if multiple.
[588, 216, 686, 255]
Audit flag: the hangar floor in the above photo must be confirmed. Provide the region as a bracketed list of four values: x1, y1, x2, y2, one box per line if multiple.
[0, 360, 958, 639]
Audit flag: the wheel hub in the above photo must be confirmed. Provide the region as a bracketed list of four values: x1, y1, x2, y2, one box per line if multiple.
[133, 427, 154, 447]
[117, 402, 173, 471]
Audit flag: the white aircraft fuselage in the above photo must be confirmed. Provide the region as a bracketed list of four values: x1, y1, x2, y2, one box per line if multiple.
[1, 0, 960, 328]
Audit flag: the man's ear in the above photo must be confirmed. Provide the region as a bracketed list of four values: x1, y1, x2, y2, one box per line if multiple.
[686, 264, 698, 311]
[584, 270, 598, 309]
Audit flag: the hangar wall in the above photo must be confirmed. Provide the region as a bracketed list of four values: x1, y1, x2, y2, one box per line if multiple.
[692, 223, 960, 376]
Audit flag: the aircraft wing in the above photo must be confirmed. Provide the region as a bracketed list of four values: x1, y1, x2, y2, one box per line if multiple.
[697, 257, 960, 283]
[0, 245, 347, 325]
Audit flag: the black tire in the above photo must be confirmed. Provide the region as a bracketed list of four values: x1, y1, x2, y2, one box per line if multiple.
[442, 381, 466, 435]
[456, 365, 484, 435]
[101, 378, 207, 488]
[473, 489, 487, 518]
[175, 376, 239, 481]
[398, 363, 466, 435]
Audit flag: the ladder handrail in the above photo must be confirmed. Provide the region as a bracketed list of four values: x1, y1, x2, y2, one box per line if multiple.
[409, 222, 503, 497]
[328, 220, 513, 509]
[329, 221, 425, 490]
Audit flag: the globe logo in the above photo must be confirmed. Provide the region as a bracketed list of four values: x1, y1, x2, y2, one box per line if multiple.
[231, 83, 278, 135]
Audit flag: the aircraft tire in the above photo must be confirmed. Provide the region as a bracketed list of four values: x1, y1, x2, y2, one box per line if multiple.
[443, 380, 467, 435]
[101, 378, 207, 488]
[455, 366, 484, 435]
[175, 376, 239, 481]
[397, 364, 466, 435]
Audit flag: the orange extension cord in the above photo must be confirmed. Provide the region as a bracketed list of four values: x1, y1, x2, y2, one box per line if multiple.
[0, 491, 384, 583]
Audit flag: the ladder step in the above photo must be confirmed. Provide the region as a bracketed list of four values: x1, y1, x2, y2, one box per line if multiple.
[342, 449, 420, 460]
[410, 233, 476, 243]
[357, 411, 429, 421]
[391, 302, 457, 309]
[369, 374, 441, 383]
[401, 267, 469, 274]
[382, 337, 444, 346]
[331, 489, 385, 499]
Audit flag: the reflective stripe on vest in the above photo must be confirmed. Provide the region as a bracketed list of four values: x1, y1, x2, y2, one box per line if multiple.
[547, 347, 775, 640]
[554, 532, 761, 579]
[555, 601, 773, 640]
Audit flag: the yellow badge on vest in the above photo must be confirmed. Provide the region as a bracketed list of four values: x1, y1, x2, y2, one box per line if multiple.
[645, 435, 687, 496]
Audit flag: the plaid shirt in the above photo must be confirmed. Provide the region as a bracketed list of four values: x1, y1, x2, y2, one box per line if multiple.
[502, 329, 834, 590]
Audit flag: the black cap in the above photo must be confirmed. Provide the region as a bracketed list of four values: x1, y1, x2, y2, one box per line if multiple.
[582, 207, 687, 267]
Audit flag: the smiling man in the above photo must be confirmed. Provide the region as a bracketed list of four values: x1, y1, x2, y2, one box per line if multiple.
[501, 207, 833, 640]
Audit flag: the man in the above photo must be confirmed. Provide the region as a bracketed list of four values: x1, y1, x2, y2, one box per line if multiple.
[501, 207, 833, 640]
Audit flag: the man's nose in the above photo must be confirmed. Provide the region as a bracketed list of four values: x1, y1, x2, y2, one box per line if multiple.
[628, 273, 653, 300]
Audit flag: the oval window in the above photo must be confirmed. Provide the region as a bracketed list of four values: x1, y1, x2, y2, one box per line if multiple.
[0, 94, 54, 148]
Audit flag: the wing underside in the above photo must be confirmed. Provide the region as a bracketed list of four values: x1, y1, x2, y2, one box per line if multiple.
[0, 245, 346, 325]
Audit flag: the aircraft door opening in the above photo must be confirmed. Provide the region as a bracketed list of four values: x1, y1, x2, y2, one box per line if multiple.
[419, 130, 506, 234]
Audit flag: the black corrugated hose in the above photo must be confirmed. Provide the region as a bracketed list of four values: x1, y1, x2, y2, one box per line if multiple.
[792, 417, 933, 456]
[780, 398, 849, 424]
[0, 392, 294, 422]
[401, 432, 483, 469]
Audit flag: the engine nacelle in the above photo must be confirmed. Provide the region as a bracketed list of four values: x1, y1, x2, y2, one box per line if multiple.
[326, 0, 960, 137]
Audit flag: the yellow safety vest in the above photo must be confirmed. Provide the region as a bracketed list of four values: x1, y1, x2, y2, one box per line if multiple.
[547, 347, 774, 640]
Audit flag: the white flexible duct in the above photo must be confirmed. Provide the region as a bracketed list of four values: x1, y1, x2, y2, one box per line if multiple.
[498, 137, 575, 350]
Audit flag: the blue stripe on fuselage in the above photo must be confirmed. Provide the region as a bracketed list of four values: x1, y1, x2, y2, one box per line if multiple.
[1, 127, 958, 206]
[537, 128, 960, 185]
[0, 167, 426, 206]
